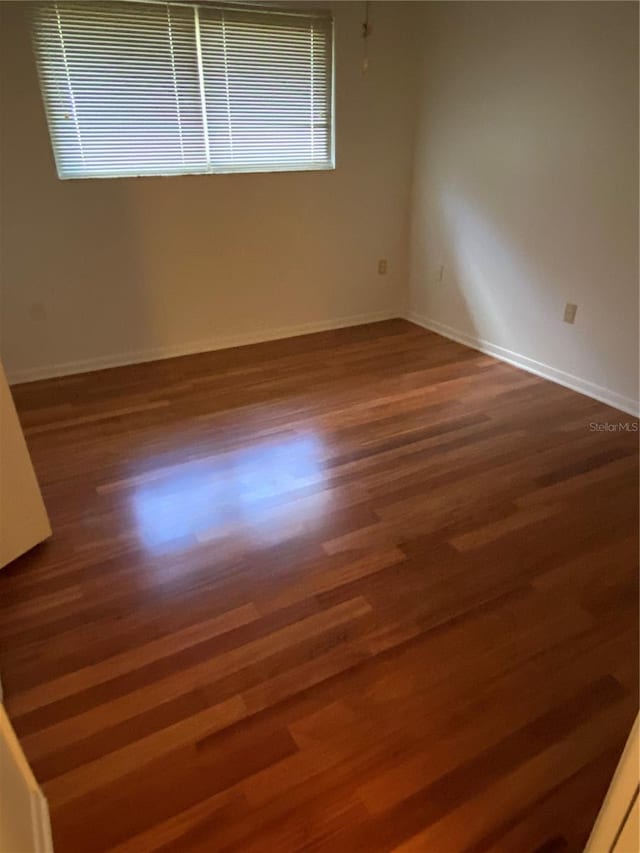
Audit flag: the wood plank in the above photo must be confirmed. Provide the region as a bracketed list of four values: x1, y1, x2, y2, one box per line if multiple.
[0, 320, 636, 852]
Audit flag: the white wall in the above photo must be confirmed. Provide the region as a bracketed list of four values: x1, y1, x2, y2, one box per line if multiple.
[408, 1, 639, 414]
[0, 2, 418, 382]
[2, 1, 638, 413]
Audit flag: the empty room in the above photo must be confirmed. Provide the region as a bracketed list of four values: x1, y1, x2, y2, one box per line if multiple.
[0, 1, 638, 851]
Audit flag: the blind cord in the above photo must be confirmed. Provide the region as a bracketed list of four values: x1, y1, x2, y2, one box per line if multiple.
[361, 1, 370, 74]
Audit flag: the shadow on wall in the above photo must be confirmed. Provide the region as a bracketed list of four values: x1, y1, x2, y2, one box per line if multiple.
[436, 172, 568, 362]
[409, 0, 639, 406]
[0, 5, 158, 380]
[417, 137, 639, 398]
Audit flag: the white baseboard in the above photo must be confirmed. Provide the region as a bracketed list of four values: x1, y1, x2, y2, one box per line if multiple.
[406, 311, 639, 417]
[7, 310, 398, 385]
[9, 309, 638, 417]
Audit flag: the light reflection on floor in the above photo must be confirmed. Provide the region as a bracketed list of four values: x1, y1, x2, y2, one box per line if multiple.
[130, 433, 327, 554]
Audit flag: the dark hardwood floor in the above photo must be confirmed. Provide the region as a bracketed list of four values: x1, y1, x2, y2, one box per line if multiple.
[1, 319, 638, 852]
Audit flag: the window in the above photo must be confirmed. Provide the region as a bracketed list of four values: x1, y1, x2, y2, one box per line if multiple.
[32, 1, 334, 179]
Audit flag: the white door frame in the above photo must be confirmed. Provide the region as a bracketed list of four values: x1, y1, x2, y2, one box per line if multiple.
[585, 715, 639, 853]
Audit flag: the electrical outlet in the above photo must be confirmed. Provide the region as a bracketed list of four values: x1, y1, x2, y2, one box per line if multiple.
[378, 259, 388, 275]
[563, 303, 578, 324]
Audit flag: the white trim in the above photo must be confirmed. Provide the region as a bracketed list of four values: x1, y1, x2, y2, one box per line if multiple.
[585, 715, 639, 853]
[9, 310, 637, 417]
[406, 312, 640, 417]
[6, 310, 397, 385]
[0, 705, 54, 853]
[30, 789, 54, 853]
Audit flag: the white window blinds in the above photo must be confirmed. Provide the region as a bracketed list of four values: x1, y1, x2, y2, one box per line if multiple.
[32, 1, 334, 179]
